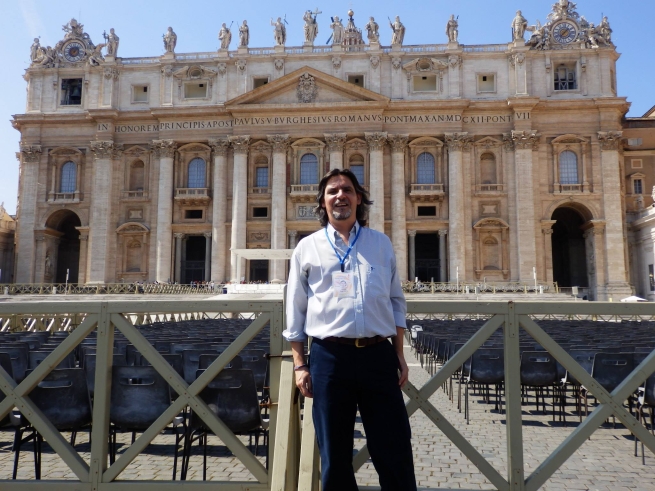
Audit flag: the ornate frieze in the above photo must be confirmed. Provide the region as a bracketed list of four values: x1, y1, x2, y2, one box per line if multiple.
[324, 133, 347, 152]
[365, 132, 387, 151]
[103, 67, 120, 79]
[597, 131, 623, 150]
[267, 134, 290, 152]
[149, 139, 177, 159]
[509, 130, 540, 150]
[19, 143, 42, 163]
[229, 135, 250, 154]
[388, 134, 409, 152]
[444, 132, 472, 151]
[90, 140, 123, 159]
[297, 73, 318, 103]
[208, 138, 230, 156]
[250, 231, 270, 242]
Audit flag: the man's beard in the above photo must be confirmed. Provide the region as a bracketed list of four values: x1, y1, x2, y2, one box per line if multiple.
[331, 207, 352, 220]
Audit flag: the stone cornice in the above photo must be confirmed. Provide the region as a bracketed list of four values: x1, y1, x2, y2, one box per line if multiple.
[388, 134, 409, 152]
[324, 133, 347, 152]
[229, 135, 250, 154]
[266, 134, 290, 152]
[149, 139, 177, 158]
[444, 132, 472, 151]
[597, 131, 623, 150]
[365, 132, 387, 151]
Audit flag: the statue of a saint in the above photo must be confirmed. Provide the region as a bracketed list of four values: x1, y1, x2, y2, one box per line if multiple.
[511, 11, 528, 41]
[104, 28, 119, 56]
[599, 16, 612, 44]
[330, 16, 344, 45]
[239, 20, 249, 47]
[271, 17, 286, 46]
[389, 16, 405, 45]
[45, 253, 52, 277]
[218, 23, 232, 50]
[446, 15, 458, 43]
[365, 17, 379, 43]
[587, 23, 610, 48]
[30, 38, 42, 63]
[303, 10, 319, 44]
[163, 27, 177, 53]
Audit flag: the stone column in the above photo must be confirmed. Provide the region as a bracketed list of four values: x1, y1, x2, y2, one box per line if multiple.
[510, 130, 539, 282]
[151, 140, 177, 283]
[388, 134, 409, 281]
[583, 221, 607, 301]
[438, 230, 448, 282]
[229, 136, 250, 282]
[445, 133, 472, 282]
[540, 220, 556, 285]
[15, 144, 42, 283]
[174, 233, 184, 283]
[324, 133, 346, 170]
[204, 232, 212, 281]
[408, 230, 416, 281]
[76, 228, 89, 284]
[288, 230, 298, 249]
[267, 134, 290, 283]
[597, 131, 632, 299]
[365, 132, 387, 232]
[209, 138, 230, 282]
[88, 140, 122, 284]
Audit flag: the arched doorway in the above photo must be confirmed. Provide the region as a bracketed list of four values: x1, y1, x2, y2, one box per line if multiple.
[551, 207, 588, 288]
[45, 210, 81, 283]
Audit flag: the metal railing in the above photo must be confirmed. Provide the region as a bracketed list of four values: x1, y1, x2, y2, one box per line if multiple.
[2, 283, 224, 296]
[402, 281, 553, 294]
[175, 187, 211, 199]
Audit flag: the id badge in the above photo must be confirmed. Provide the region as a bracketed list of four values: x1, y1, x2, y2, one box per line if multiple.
[332, 271, 355, 298]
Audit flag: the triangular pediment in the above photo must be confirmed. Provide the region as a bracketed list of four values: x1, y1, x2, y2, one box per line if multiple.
[226, 66, 389, 107]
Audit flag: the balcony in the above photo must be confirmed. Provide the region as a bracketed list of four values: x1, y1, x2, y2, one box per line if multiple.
[555, 183, 584, 194]
[475, 184, 505, 196]
[249, 187, 271, 196]
[121, 190, 149, 201]
[48, 192, 80, 203]
[409, 183, 445, 202]
[289, 184, 318, 203]
[175, 187, 211, 204]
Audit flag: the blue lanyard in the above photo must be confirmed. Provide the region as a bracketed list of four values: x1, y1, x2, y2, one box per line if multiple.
[325, 225, 362, 272]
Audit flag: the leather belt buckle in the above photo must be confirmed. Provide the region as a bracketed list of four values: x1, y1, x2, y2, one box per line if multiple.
[355, 338, 366, 348]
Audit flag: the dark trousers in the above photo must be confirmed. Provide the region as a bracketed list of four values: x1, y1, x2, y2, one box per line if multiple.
[310, 337, 417, 491]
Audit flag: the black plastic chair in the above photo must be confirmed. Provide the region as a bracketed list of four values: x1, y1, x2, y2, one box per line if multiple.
[0, 344, 29, 383]
[562, 349, 598, 421]
[464, 348, 504, 424]
[520, 351, 560, 421]
[0, 352, 14, 427]
[240, 349, 268, 392]
[198, 354, 242, 370]
[182, 349, 219, 384]
[12, 368, 92, 479]
[583, 352, 635, 422]
[635, 372, 655, 464]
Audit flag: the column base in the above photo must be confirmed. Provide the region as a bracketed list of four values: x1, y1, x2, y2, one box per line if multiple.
[595, 282, 634, 302]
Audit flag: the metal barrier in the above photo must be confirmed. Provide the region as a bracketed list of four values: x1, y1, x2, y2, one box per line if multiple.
[2, 283, 225, 295]
[1, 300, 655, 490]
[401, 282, 554, 294]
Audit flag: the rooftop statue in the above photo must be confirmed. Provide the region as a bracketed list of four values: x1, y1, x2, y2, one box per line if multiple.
[239, 20, 249, 47]
[511, 10, 528, 41]
[525, 20, 549, 50]
[446, 15, 458, 43]
[103, 28, 119, 56]
[62, 18, 84, 39]
[29, 38, 42, 64]
[88, 43, 106, 66]
[163, 27, 177, 53]
[389, 16, 405, 45]
[365, 16, 379, 43]
[271, 17, 287, 46]
[219, 22, 232, 50]
[303, 9, 321, 44]
[329, 16, 344, 44]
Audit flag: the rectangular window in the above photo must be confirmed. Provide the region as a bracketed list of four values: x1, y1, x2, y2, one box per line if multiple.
[61, 78, 83, 105]
[132, 85, 148, 103]
[347, 75, 364, 87]
[417, 206, 437, 217]
[185, 209, 203, 219]
[631, 159, 643, 169]
[253, 207, 268, 218]
[255, 167, 269, 187]
[554, 65, 576, 91]
[184, 82, 207, 99]
[253, 77, 269, 89]
[350, 164, 365, 185]
[628, 139, 643, 148]
[477, 74, 496, 93]
[413, 75, 437, 92]
[634, 179, 643, 195]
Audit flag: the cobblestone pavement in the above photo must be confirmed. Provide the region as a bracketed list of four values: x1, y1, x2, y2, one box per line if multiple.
[1, 342, 654, 489]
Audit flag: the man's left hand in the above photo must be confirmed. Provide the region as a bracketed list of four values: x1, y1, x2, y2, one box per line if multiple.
[397, 353, 409, 388]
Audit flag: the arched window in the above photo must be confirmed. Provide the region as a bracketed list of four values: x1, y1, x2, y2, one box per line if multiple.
[300, 153, 318, 184]
[559, 151, 578, 184]
[349, 154, 365, 185]
[129, 160, 145, 191]
[417, 152, 435, 184]
[480, 153, 497, 184]
[60, 161, 76, 193]
[187, 158, 206, 188]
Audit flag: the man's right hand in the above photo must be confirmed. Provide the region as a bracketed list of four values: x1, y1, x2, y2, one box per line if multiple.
[295, 368, 313, 398]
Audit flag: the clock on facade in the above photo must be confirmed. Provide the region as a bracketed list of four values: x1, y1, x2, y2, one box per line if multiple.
[63, 41, 86, 62]
[552, 21, 578, 44]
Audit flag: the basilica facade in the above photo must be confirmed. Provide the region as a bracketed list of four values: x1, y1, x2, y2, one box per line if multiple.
[12, 2, 635, 300]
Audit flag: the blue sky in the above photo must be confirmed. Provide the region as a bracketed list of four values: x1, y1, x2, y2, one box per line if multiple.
[1, 0, 653, 214]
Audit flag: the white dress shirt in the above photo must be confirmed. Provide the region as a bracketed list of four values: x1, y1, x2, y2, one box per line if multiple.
[284, 222, 407, 342]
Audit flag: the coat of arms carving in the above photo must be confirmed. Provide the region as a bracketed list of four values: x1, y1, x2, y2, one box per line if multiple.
[296, 73, 318, 103]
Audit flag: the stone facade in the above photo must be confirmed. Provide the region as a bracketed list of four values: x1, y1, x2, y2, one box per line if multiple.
[11, 4, 637, 299]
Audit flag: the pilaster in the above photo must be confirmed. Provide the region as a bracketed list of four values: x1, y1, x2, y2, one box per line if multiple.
[408, 230, 416, 281]
[267, 134, 290, 283]
[365, 132, 387, 232]
[388, 134, 409, 281]
[209, 138, 230, 282]
[229, 136, 250, 281]
[151, 139, 177, 283]
[324, 133, 346, 170]
[15, 143, 42, 283]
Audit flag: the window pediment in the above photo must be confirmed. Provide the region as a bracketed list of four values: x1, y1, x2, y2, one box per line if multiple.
[116, 222, 149, 234]
[402, 57, 448, 74]
[473, 218, 509, 230]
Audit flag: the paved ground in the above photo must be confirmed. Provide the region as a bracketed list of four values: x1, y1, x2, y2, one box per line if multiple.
[1, 340, 654, 489]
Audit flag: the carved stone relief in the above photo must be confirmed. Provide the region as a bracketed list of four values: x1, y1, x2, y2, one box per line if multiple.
[296, 73, 318, 103]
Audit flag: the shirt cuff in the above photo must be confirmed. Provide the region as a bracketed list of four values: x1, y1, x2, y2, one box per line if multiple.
[393, 312, 408, 329]
[283, 329, 308, 342]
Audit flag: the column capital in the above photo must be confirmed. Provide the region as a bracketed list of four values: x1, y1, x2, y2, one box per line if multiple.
[597, 131, 623, 150]
[388, 134, 409, 152]
[203, 232, 212, 238]
[229, 135, 250, 154]
[208, 137, 230, 156]
[444, 132, 472, 151]
[438, 229, 448, 237]
[324, 133, 347, 152]
[266, 134, 290, 152]
[288, 230, 298, 237]
[541, 219, 557, 234]
[90, 140, 123, 160]
[407, 229, 417, 237]
[19, 143, 42, 163]
[149, 139, 177, 158]
[365, 132, 388, 151]
[173, 233, 186, 239]
[505, 130, 540, 151]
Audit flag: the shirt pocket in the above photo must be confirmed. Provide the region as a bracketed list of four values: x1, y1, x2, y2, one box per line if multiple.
[365, 264, 392, 298]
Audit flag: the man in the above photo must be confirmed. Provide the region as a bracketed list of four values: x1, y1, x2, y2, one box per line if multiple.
[284, 168, 416, 491]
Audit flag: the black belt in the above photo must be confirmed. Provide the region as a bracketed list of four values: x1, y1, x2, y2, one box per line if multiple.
[321, 335, 389, 348]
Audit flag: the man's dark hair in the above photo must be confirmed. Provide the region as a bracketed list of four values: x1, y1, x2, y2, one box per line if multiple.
[313, 168, 372, 227]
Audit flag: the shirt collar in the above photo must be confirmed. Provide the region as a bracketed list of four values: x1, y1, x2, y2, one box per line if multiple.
[326, 221, 360, 243]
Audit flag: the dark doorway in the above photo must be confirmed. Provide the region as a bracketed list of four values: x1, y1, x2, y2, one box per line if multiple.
[250, 260, 269, 282]
[182, 235, 206, 283]
[49, 211, 81, 283]
[551, 207, 588, 288]
[415, 233, 440, 282]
